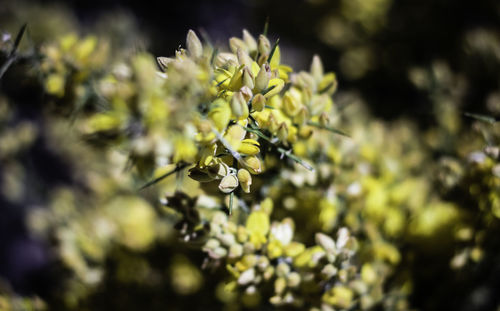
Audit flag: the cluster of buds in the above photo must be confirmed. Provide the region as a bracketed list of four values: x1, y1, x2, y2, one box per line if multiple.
[200, 198, 373, 309]
[40, 34, 109, 99]
[152, 29, 341, 196]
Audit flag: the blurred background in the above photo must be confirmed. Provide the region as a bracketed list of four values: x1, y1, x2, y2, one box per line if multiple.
[1, 0, 500, 310]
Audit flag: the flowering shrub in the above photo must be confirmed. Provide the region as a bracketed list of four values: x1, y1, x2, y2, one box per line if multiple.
[0, 14, 499, 311]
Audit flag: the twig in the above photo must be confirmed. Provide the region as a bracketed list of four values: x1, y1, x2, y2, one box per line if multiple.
[139, 162, 190, 190]
[0, 23, 27, 80]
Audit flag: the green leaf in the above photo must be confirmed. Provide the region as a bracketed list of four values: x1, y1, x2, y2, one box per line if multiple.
[307, 121, 350, 138]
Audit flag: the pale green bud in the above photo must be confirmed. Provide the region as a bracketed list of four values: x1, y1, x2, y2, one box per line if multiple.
[219, 174, 239, 193]
[252, 94, 266, 112]
[274, 277, 287, 295]
[240, 85, 253, 102]
[215, 52, 238, 67]
[231, 91, 249, 120]
[242, 66, 255, 89]
[277, 122, 288, 142]
[255, 63, 271, 92]
[310, 54, 324, 84]
[156, 56, 174, 71]
[242, 29, 257, 52]
[186, 30, 203, 59]
[315, 233, 336, 253]
[319, 112, 330, 127]
[276, 262, 290, 277]
[237, 48, 253, 68]
[287, 272, 301, 288]
[229, 243, 244, 259]
[258, 35, 271, 56]
[294, 107, 309, 125]
[229, 37, 247, 54]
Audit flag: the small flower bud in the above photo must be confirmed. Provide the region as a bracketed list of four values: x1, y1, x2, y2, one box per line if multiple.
[283, 92, 302, 117]
[258, 35, 271, 56]
[238, 139, 260, 156]
[287, 272, 301, 288]
[219, 174, 239, 193]
[156, 56, 174, 71]
[237, 168, 252, 193]
[242, 156, 263, 174]
[238, 268, 255, 285]
[240, 86, 253, 102]
[215, 52, 238, 67]
[310, 54, 324, 84]
[274, 277, 287, 295]
[264, 78, 285, 98]
[237, 48, 253, 68]
[242, 29, 257, 52]
[295, 107, 309, 125]
[319, 112, 330, 127]
[242, 66, 255, 89]
[186, 30, 203, 59]
[268, 112, 280, 133]
[277, 122, 289, 142]
[298, 125, 314, 139]
[209, 99, 232, 131]
[231, 91, 249, 120]
[315, 233, 336, 253]
[229, 37, 247, 54]
[255, 63, 271, 92]
[229, 243, 243, 259]
[252, 94, 266, 112]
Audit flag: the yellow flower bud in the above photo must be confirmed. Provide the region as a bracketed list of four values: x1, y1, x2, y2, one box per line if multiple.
[252, 94, 266, 112]
[242, 156, 263, 174]
[255, 63, 271, 92]
[274, 277, 287, 295]
[295, 107, 309, 125]
[242, 66, 255, 90]
[186, 30, 203, 59]
[242, 29, 257, 53]
[282, 92, 302, 117]
[298, 125, 314, 139]
[310, 94, 332, 115]
[238, 139, 260, 156]
[277, 122, 288, 142]
[228, 67, 244, 91]
[318, 72, 337, 95]
[264, 78, 285, 98]
[219, 174, 239, 193]
[45, 73, 66, 97]
[258, 35, 271, 56]
[268, 112, 280, 133]
[231, 91, 249, 120]
[209, 98, 231, 131]
[237, 169, 252, 193]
